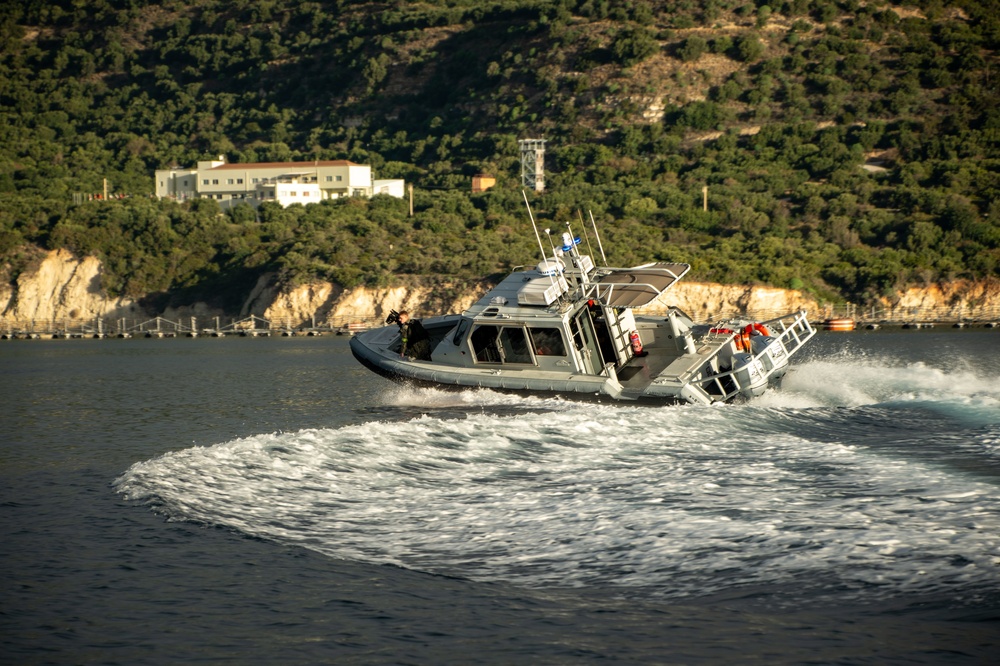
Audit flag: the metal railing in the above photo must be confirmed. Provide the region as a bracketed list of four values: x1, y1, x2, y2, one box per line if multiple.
[698, 310, 816, 402]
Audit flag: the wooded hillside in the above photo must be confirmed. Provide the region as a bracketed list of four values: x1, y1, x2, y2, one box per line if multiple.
[1, 0, 998, 312]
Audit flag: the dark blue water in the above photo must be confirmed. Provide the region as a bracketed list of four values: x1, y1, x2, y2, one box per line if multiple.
[2, 331, 999, 664]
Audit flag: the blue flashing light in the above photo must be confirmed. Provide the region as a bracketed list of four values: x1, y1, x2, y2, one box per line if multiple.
[561, 236, 582, 252]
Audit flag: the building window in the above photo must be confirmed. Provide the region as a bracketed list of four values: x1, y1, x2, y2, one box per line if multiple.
[336, 175, 342, 182]
[212, 179, 219, 185]
[227, 178, 234, 185]
[202, 179, 209, 185]
[183, 180, 188, 187]
[325, 175, 332, 182]
[236, 178, 243, 184]
[252, 178, 259, 184]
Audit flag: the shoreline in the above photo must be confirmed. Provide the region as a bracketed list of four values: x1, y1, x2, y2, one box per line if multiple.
[2, 317, 997, 341]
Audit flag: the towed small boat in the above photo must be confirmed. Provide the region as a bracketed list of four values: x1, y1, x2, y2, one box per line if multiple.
[351, 224, 815, 405]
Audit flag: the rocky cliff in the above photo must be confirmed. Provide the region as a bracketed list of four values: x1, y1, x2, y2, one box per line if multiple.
[3, 249, 999, 326]
[0, 249, 139, 322]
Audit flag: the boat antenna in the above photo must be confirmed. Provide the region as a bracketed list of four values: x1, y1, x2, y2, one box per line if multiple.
[544, 227, 559, 258]
[577, 210, 596, 260]
[522, 190, 547, 264]
[523, 191, 561, 290]
[588, 209, 608, 266]
[565, 220, 590, 285]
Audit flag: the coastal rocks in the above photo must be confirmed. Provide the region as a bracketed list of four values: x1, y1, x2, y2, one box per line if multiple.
[255, 278, 342, 327]
[4, 248, 999, 327]
[244, 277, 822, 325]
[0, 248, 138, 322]
[258, 278, 483, 327]
[876, 278, 1000, 321]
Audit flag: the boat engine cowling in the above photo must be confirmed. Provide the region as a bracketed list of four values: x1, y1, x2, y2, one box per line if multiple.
[732, 352, 768, 399]
[750, 335, 790, 383]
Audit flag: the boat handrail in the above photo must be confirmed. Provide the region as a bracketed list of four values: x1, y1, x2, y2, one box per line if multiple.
[698, 365, 750, 402]
[691, 310, 815, 402]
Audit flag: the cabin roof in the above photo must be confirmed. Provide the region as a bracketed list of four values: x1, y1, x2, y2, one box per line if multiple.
[462, 261, 692, 323]
[595, 262, 691, 308]
[463, 270, 570, 322]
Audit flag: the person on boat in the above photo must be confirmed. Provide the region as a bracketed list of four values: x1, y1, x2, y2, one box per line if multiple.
[396, 310, 432, 360]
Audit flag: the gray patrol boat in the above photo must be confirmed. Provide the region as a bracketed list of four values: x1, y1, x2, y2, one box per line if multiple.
[351, 223, 815, 405]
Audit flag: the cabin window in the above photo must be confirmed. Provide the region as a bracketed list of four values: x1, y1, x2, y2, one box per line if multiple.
[499, 327, 532, 363]
[528, 328, 566, 356]
[471, 325, 501, 363]
[470, 325, 532, 364]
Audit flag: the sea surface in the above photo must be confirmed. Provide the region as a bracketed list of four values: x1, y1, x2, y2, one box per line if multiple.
[2, 329, 999, 664]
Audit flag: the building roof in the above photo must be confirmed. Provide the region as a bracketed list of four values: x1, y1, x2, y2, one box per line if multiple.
[208, 160, 362, 170]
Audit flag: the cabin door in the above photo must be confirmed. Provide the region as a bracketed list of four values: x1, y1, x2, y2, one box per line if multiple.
[571, 310, 605, 375]
[602, 307, 634, 366]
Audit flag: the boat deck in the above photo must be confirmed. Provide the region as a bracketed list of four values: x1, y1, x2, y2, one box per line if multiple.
[616, 348, 677, 389]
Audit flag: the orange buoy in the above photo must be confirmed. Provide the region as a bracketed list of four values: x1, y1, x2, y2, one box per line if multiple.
[823, 318, 855, 331]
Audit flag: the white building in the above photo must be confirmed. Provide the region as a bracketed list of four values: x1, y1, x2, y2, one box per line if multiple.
[373, 179, 406, 198]
[155, 157, 401, 208]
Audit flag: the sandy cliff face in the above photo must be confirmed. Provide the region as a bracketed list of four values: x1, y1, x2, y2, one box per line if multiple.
[4, 249, 999, 326]
[881, 279, 1000, 319]
[647, 282, 820, 321]
[257, 278, 822, 325]
[258, 278, 485, 326]
[1, 249, 138, 321]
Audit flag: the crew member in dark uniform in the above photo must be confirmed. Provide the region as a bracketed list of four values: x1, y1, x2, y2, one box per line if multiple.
[395, 310, 432, 360]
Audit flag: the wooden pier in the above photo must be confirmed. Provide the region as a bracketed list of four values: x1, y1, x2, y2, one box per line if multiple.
[4, 305, 1000, 342]
[0, 315, 379, 341]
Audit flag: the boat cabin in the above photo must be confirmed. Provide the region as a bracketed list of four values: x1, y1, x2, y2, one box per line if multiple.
[427, 253, 690, 378]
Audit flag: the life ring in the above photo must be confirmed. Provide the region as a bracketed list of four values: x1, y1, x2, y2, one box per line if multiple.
[710, 327, 744, 351]
[752, 322, 770, 337]
[739, 325, 753, 352]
